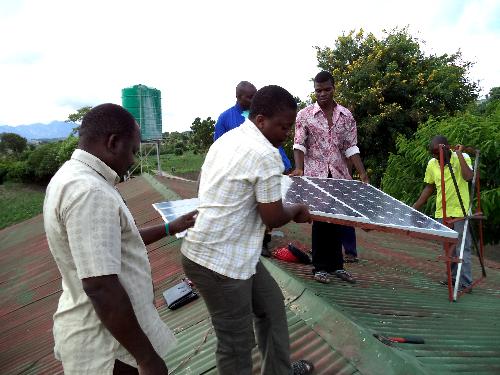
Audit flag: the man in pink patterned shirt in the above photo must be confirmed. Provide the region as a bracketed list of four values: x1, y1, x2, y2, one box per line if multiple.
[291, 71, 369, 284]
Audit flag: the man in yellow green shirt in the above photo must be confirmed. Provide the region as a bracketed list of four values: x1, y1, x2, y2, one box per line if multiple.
[413, 135, 474, 290]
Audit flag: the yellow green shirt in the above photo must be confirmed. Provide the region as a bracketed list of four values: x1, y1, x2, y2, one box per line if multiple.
[424, 152, 472, 218]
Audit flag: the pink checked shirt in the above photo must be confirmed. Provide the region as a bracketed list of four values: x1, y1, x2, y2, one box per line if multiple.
[293, 102, 360, 179]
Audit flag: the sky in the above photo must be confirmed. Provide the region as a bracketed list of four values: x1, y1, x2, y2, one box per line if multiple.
[0, 0, 499, 132]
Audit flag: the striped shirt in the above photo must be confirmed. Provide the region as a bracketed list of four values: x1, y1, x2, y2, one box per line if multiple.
[181, 120, 283, 279]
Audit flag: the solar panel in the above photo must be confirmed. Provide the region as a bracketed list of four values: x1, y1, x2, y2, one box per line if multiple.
[152, 177, 457, 242]
[153, 197, 199, 223]
[283, 177, 457, 241]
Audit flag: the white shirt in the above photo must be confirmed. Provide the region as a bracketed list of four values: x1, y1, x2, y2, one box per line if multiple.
[181, 120, 283, 279]
[44, 149, 175, 374]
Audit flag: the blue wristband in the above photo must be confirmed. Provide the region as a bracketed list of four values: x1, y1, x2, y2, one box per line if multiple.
[165, 222, 170, 236]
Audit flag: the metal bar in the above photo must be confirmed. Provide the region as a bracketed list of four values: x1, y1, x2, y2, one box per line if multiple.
[474, 152, 487, 277]
[156, 141, 161, 176]
[439, 145, 448, 223]
[444, 241, 454, 302]
[309, 214, 458, 243]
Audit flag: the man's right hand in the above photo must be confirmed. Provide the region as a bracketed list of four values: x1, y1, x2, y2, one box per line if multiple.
[169, 210, 198, 234]
[138, 354, 169, 375]
[292, 203, 312, 224]
[289, 169, 304, 176]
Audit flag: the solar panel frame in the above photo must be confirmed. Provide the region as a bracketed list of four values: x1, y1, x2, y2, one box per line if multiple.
[283, 177, 457, 243]
[152, 177, 457, 243]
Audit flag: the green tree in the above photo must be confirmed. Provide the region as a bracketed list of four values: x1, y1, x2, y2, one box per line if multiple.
[66, 106, 92, 134]
[0, 133, 28, 155]
[487, 86, 500, 101]
[190, 117, 215, 152]
[26, 141, 63, 182]
[382, 100, 500, 244]
[315, 28, 479, 185]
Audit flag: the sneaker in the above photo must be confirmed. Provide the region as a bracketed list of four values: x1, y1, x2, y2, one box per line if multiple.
[292, 359, 314, 375]
[332, 269, 356, 284]
[344, 254, 359, 263]
[313, 271, 330, 284]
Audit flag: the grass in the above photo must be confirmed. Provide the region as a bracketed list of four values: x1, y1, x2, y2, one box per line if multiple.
[0, 182, 46, 229]
[146, 150, 206, 176]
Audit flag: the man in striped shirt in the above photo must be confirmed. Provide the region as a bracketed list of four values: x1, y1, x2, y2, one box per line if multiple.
[182, 86, 314, 375]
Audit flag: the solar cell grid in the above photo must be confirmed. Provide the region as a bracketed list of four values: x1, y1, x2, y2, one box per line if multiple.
[283, 178, 364, 220]
[309, 178, 449, 234]
[151, 177, 457, 242]
[283, 177, 457, 241]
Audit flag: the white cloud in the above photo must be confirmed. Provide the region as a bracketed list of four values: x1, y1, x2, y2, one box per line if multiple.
[0, 0, 498, 131]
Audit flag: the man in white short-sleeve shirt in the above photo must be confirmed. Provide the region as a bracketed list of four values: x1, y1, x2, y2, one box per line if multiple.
[44, 103, 196, 374]
[181, 86, 314, 375]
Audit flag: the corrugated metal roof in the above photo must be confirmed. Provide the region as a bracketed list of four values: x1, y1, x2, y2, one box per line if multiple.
[268, 226, 500, 375]
[2, 174, 499, 375]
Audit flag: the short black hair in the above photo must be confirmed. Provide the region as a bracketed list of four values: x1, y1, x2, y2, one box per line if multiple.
[249, 85, 297, 120]
[79, 103, 137, 141]
[314, 71, 335, 86]
[236, 81, 256, 96]
[430, 135, 449, 150]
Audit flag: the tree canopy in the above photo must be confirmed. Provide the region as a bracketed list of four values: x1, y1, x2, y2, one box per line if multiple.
[190, 117, 215, 152]
[0, 133, 28, 155]
[66, 106, 92, 134]
[315, 28, 479, 185]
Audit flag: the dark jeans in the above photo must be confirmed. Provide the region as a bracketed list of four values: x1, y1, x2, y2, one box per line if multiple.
[312, 221, 344, 272]
[340, 225, 357, 257]
[182, 256, 291, 375]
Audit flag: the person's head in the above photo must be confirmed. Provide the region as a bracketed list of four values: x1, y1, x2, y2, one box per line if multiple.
[429, 135, 450, 159]
[236, 81, 257, 110]
[249, 85, 297, 147]
[79, 103, 140, 177]
[314, 71, 335, 108]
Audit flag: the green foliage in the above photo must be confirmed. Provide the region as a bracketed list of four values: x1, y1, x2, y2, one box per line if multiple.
[56, 136, 79, 164]
[488, 86, 500, 101]
[5, 160, 29, 181]
[66, 106, 92, 134]
[0, 133, 28, 154]
[0, 182, 45, 229]
[161, 131, 191, 154]
[190, 117, 215, 152]
[382, 100, 500, 244]
[315, 28, 479, 185]
[26, 142, 62, 182]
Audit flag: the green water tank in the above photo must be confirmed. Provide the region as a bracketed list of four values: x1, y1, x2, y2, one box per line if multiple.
[122, 84, 162, 141]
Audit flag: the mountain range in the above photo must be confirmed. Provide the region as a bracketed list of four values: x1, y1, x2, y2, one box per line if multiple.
[0, 121, 76, 140]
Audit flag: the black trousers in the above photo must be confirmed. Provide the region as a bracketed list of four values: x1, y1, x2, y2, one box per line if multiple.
[312, 221, 344, 272]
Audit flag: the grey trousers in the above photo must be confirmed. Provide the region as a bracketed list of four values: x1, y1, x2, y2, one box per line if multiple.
[440, 219, 473, 287]
[182, 256, 292, 375]
[450, 219, 473, 287]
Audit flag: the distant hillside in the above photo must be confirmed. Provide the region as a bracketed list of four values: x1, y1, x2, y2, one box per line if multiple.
[0, 121, 76, 140]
